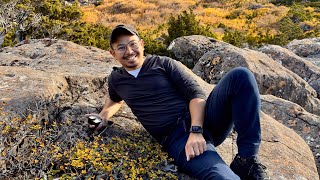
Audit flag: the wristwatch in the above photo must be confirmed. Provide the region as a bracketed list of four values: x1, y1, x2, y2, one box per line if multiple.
[189, 126, 203, 134]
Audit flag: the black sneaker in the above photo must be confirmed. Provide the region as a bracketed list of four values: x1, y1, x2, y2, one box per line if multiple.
[230, 154, 270, 180]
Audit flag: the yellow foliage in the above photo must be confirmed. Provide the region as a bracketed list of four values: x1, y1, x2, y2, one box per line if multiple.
[82, 11, 100, 24]
[202, 8, 229, 17]
[225, 19, 248, 30]
[71, 159, 85, 168]
[256, 7, 270, 16]
[30, 124, 42, 130]
[2, 125, 10, 134]
[53, 153, 63, 159]
[304, 7, 315, 13]
[26, 114, 32, 120]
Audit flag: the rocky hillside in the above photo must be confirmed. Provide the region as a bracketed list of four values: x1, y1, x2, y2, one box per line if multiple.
[80, 0, 320, 47]
[0, 38, 319, 179]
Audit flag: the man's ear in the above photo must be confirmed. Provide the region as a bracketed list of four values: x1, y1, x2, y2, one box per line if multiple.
[140, 39, 145, 47]
[109, 49, 116, 57]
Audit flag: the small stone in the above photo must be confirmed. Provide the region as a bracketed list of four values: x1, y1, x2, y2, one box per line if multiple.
[19, 76, 27, 81]
[5, 74, 15, 77]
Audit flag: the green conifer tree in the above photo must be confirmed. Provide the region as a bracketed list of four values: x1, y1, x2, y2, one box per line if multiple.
[165, 9, 216, 44]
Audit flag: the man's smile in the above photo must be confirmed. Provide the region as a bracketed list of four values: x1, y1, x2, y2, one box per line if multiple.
[124, 54, 138, 62]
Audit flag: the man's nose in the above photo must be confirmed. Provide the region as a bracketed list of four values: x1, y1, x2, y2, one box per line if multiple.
[124, 45, 134, 54]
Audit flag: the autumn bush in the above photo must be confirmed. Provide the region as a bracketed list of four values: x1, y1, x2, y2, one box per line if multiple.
[1, 30, 16, 47]
[222, 29, 247, 47]
[140, 31, 171, 57]
[287, 3, 312, 23]
[36, 0, 83, 21]
[278, 16, 304, 43]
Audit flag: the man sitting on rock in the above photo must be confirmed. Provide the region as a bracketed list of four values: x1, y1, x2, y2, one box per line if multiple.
[87, 24, 269, 180]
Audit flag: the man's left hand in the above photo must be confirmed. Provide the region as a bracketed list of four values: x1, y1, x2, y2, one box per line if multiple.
[185, 133, 207, 161]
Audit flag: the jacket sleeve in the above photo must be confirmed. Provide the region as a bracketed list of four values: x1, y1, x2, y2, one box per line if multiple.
[162, 56, 207, 102]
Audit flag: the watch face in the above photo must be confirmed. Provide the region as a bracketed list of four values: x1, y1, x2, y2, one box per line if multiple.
[190, 126, 203, 133]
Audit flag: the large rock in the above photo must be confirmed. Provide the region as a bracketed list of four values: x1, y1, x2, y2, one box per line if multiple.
[261, 94, 320, 173]
[192, 38, 320, 116]
[286, 38, 320, 57]
[259, 44, 320, 97]
[0, 39, 116, 75]
[0, 39, 319, 179]
[0, 39, 116, 117]
[167, 35, 217, 68]
[0, 66, 68, 117]
[306, 54, 320, 67]
[258, 112, 318, 179]
[286, 38, 320, 67]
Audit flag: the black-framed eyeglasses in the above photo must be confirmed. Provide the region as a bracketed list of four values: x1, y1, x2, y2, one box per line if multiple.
[113, 40, 141, 55]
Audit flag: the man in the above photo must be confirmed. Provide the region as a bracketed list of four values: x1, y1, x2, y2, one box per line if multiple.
[87, 24, 269, 180]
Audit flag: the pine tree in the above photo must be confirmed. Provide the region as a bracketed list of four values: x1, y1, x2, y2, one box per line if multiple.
[165, 9, 216, 44]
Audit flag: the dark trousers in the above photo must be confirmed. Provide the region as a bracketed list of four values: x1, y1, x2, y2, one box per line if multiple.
[161, 67, 261, 180]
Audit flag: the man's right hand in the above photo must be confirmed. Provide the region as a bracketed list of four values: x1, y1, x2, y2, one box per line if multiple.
[84, 113, 108, 132]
